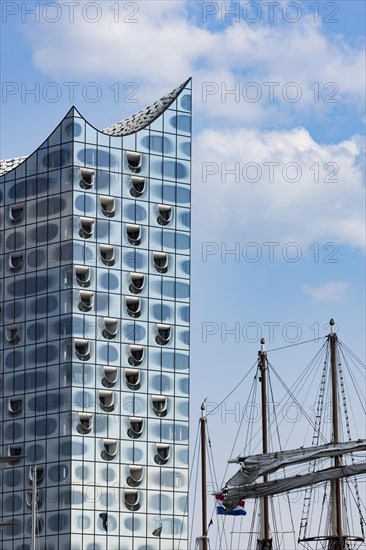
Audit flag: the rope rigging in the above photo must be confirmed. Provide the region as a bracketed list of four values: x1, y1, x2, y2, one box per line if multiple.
[189, 332, 365, 550]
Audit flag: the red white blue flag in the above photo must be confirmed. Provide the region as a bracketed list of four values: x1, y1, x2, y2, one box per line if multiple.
[215, 495, 247, 516]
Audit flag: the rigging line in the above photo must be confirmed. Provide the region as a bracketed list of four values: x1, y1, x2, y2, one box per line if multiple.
[343, 478, 354, 543]
[243, 374, 259, 458]
[318, 486, 328, 542]
[238, 516, 243, 550]
[272, 340, 327, 418]
[268, 360, 329, 445]
[338, 347, 365, 535]
[339, 346, 366, 415]
[285, 489, 297, 549]
[238, 349, 323, 459]
[267, 355, 325, 447]
[206, 423, 229, 550]
[275, 343, 329, 454]
[343, 474, 366, 536]
[301, 339, 330, 537]
[337, 339, 366, 370]
[241, 341, 327, 459]
[227, 377, 256, 466]
[270, 496, 280, 549]
[284, 347, 327, 451]
[266, 336, 327, 353]
[248, 499, 258, 550]
[267, 366, 283, 452]
[267, 369, 297, 547]
[206, 440, 218, 529]
[217, 513, 229, 550]
[206, 360, 258, 417]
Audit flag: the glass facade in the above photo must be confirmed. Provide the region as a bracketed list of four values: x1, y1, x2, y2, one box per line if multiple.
[0, 79, 191, 549]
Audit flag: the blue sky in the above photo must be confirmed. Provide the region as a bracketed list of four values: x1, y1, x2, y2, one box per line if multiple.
[1, 1, 365, 546]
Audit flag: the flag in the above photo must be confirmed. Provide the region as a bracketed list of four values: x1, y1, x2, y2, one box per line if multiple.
[215, 494, 247, 516]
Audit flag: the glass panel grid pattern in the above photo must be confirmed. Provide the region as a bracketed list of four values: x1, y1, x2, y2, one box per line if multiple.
[0, 80, 191, 549]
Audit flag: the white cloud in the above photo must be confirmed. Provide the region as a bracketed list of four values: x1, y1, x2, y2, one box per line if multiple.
[302, 281, 349, 302]
[193, 127, 365, 249]
[22, 1, 365, 124]
[19, 1, 366, 251]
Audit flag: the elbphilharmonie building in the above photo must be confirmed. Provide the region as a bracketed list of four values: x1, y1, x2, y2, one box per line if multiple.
[0, 78, 191, 549]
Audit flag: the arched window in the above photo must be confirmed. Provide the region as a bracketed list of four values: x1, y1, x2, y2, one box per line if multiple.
[77, 413, 93, 435]
[5, 324, 20, 345]
[126, 224, 141, 246]
[130, 176, 145, 197]
[98, 390, 115, 412]
[100, 195, 115, 217]
[156, 324, 171, 346]
[8, 444, 23, 464]
[129, 272, 145, 294]
[9, 252, 23, 272]
[9, 204, 24, 223]
[80, 167, 95, 189]
[102, 318, 118, 340]
[75, 265, 90, 287]
[100, 244, 115, 266]
[8, 396, 22, 415]
[127, 417, 143, 439]
[128, 345, 144, 366]
[74, 339, 90, 361]
[157, 204, 172, 226]
[154, 444, 170, 465]
[102, 366, 118, 388]
[153, 252, 168, 274]
[126, 151, 142, 173]
[79, 217, 94, 239]
[152, 395, 167, 417]
[127, 465, 143, 487]
[124, 489, 140, 511]
[101, 439, 117, 461]
[126, 296, 141, 318]
[125, 368, 141, 391]
[78, 290, 94, 312]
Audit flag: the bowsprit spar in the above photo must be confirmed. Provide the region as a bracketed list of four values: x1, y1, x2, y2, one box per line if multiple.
[193, 320, 366, 550]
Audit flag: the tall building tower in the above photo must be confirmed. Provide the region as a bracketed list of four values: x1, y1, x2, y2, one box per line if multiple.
[0, 78, 191, 550]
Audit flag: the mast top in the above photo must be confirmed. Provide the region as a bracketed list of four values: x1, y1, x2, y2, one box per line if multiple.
[260, 337, 265, 352]
[330, 318, 335, 333]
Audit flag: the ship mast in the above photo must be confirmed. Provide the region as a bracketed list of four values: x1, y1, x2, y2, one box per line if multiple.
[258, 337, 272, 550]
[196, 402, 209, 550]
[298, 319, 361, 549]
[329, 319, 344, 550]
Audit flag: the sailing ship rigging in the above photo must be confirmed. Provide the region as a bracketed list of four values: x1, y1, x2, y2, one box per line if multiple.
[193, 320, 366, 550]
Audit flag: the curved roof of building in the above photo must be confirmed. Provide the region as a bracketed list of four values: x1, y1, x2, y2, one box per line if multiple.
[0, 78, 191, 177]
[103, 77, 191, 136]
[0, 156, 28, 177]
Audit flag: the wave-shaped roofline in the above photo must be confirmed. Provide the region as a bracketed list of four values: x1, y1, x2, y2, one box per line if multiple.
[0, 78, 191, 177]
[103, 77, 191, 136]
